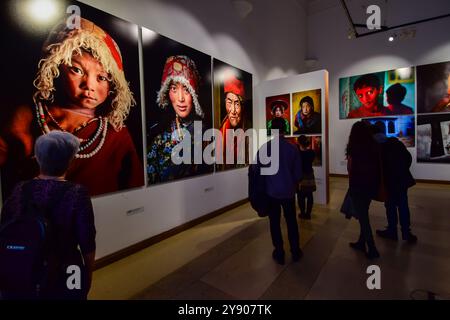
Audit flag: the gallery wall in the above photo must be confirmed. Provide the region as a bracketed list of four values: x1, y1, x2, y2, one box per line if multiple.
[68, 0, 308, 258]
[254, 70, 329, 204]
[307, 0, 450, 181]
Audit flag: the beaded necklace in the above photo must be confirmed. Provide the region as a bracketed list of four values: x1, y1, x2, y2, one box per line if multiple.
[44, 105, 99, 136]
[36, 103, 108, 159]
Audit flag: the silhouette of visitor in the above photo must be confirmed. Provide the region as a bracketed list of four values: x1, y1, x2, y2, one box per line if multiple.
[386, 83, 413, 115]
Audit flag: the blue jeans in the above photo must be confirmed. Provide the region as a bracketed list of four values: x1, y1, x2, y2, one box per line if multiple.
[384, 189, 411, 234]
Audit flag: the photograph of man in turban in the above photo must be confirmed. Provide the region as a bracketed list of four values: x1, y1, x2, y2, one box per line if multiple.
[213, 59, 253, 171]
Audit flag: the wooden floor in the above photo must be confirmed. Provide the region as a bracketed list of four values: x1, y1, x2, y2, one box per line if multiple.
[89, 177, 450, 300]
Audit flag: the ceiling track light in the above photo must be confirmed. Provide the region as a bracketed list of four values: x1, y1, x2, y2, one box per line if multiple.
[340, 0, 449, 39]
[388, 28, 416, 42]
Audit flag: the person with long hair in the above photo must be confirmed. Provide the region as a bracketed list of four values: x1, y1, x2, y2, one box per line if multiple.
[346, 121, 380, 259]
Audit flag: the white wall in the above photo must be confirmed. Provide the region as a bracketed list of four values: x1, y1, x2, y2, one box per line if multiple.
[307, 0, 450, 181]
[74, 0, 308, 258]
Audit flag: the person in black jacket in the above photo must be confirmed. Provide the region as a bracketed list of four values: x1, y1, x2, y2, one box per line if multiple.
[346, 121, 380, 259]
[373, 124, 417, 243]
[296, 135, 316, 220]
[257, 118, 303, 265]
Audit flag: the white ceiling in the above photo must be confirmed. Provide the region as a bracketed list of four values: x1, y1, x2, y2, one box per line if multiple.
[344, 0, 450, 28]
[294, 0, 450, 21]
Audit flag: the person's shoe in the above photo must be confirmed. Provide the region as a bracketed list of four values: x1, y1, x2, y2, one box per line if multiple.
[402, 231, 418, 244]
[376, 228, 398, 241]
[349, 241, 366, 253]
[272, 250, 285, 265]
[299, 213, 311, 220]
[292, 249, 304, 262]
[366, 246, 380, 260]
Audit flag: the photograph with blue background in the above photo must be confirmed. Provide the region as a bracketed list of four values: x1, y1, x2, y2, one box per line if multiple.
[383, 67, 415, 115]
[339, 67, 415, 119]
[364, 115, 415, 148]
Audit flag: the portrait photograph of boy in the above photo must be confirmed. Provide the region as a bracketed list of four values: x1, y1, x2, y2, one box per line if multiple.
[339, 67, 415, 119]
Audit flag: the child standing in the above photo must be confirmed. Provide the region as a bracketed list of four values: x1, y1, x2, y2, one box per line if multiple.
[297, 135, 316, 219]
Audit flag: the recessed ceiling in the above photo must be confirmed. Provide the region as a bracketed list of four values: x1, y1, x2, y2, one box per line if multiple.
[342, 0, 450, 38]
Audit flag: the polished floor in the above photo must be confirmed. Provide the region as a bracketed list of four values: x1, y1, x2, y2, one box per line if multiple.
[89, 177, 450, 300]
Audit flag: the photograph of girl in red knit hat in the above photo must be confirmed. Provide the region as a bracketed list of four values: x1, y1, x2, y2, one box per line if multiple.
[266, 94, 291, 136]
[0, 0, 145, 200]
[142, 28, 213, 185]
[213, 59, 253, 171]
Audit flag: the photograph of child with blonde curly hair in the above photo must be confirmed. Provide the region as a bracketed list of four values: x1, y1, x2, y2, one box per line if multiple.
[0, 0, 144, 199]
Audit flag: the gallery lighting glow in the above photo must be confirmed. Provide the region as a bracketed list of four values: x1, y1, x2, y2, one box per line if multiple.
[216, 67, 239, 83]
[142, 28, 158, 45]
[396, 67, 413, 79]
[27, 0, 58, 23]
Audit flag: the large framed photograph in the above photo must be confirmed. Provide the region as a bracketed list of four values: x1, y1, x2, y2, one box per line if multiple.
[213, 59, 253, 171]
[417, 61, 450, 114]
[265, 94, 290, 136]
[339, 67, 415, 119]
[417, 113, 450, 163]
[0, 0, 144, 199]
[363, 116, 415, 148]
[142, 28, 213, 185]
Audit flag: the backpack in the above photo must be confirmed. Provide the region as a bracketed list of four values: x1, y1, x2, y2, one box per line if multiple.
[0, 181, 71, 299]
[248, 162, 270, 217]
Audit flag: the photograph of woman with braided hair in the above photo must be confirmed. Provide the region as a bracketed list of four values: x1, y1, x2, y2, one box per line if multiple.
[0, 1, 145, 199]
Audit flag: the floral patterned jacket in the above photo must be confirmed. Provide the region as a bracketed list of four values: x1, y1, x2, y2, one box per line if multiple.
[147, 119, 205, 184]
